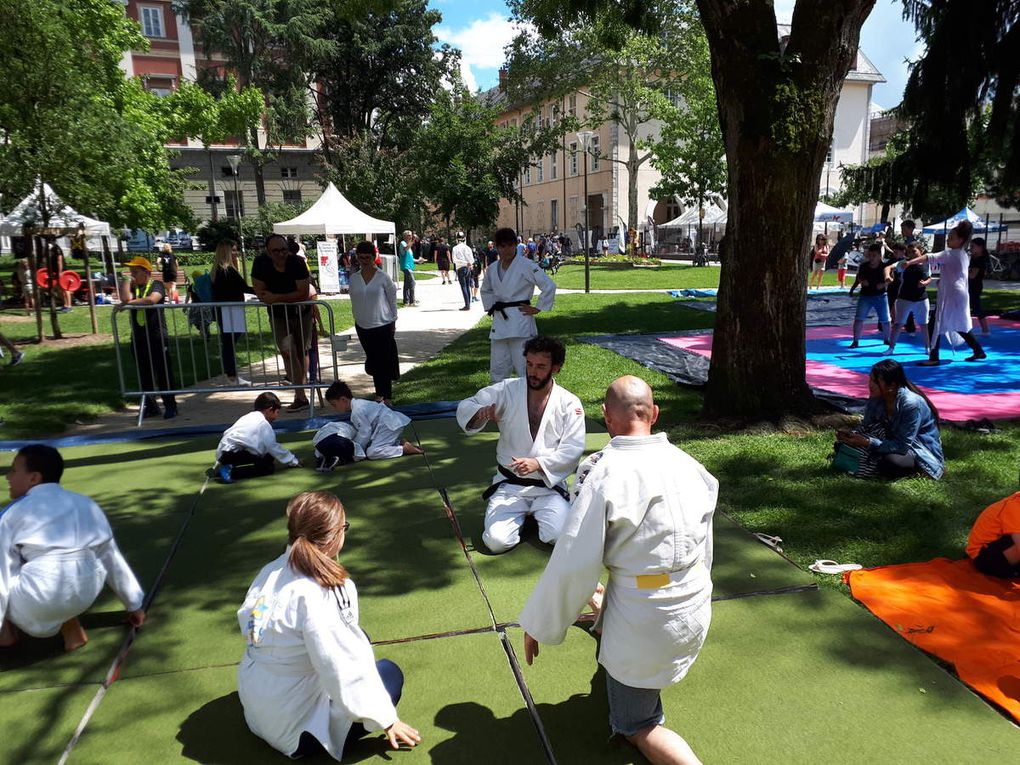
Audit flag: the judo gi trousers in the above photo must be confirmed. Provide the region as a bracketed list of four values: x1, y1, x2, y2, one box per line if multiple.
[483, 485, 570, 553]
[489, 336, 529, 382]
[7, 552, 106, 637]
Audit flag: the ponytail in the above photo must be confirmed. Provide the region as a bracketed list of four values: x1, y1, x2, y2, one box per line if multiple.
[285, 491, 349, 589]
[870, 359, 940, 424]
[288, 536, 348, 589]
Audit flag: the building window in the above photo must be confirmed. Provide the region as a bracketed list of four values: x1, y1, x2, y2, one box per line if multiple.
[568, 94, 577, 116]
[536, 157, 544, 182]
[221, 166, 235, 177]
[147, 86, 173, 97]
[550, 151, 558, 180]
[282, 189, 303, 205]
[225, 190, 245, 219]
[281, 167, 298, 179]
[140, 6, 164, 38]
[590, 136, 601, 171]
[524, 165, 531, 185]
[569, 142, 578, 176]
[551, 199, 559, 230]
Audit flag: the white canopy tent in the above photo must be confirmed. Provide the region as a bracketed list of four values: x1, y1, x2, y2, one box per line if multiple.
[659, 203, 728, 228]
[0, 182, 112, 239]
[922, 207, 1007, 234]
[813, 202, 855, 224]
[273, 182, 395, 239]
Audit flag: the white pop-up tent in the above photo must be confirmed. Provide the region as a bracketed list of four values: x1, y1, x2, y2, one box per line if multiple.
[922, 207, 1007, 234]
[659, 203, 728, 228]
[0, 182, 112, 238]
[273, 182, 395, 240]
[814, 201, 855, 223]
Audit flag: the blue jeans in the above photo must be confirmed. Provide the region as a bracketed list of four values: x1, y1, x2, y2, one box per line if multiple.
[402, 269, 415, 305]
[456, 267, 472, 308]
[292, 659, 404, 757]
[606, 672, 665, 737]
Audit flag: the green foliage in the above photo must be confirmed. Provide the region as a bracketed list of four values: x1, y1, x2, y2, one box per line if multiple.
[196, 219, 241, 251]
[240, 201, 314, 240]
[0, 0, 193, 232]
[649, 31, 726, 209]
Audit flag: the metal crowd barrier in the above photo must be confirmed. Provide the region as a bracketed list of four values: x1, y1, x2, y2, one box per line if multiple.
[111, 299, 343, 425]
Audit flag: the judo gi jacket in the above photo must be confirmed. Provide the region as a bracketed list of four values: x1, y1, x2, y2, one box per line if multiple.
[237, 552, 397, 760]
[216, 411, 299, 466]
[0, 483, 144, 637]
[457, 378, 586, 493]
[519, 433, 718, 688]
[480, 255, 557, 340]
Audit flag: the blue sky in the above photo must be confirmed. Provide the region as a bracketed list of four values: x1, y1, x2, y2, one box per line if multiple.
[431, 0, 922, 110]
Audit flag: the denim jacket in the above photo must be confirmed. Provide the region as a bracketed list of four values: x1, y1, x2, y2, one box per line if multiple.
[862, 387, 944, 479]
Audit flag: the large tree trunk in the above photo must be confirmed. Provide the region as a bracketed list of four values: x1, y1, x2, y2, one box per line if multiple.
[696, 0, 874, 420]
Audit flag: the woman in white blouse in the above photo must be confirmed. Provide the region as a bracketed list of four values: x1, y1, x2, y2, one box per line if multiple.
[237, 491, 420, 759]
[348, 241, 400, 404]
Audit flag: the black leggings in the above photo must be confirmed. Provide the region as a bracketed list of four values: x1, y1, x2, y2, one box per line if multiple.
[972, 535, 1020, 578]
[928, 332, 983, 362]
[219, 449, 275, 480]
[876, 452, 919, 480]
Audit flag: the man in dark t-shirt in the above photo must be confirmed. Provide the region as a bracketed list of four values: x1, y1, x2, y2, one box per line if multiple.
[848, 243, 894, 348]
[251, 234, 312, 410]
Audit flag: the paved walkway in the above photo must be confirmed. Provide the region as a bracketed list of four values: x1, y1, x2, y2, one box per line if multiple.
[70, 274, 486, 434]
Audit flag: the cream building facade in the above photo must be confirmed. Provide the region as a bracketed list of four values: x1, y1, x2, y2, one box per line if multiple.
[490, 35, 884, 249]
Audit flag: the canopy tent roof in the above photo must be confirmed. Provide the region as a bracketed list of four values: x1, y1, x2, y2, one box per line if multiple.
[660, 203, 728, 228]
[0, 182, 111, 236]
[273, 183, 395, 236]
[922, 207, 1007, 234]
[814, 202, 855, 223]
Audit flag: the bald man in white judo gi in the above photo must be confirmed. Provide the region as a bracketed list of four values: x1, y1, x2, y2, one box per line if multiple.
[520, 376, 717, 765]
[457, 335, 586, 553]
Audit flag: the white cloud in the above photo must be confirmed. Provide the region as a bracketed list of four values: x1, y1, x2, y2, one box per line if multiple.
[435, 12, 530, 92]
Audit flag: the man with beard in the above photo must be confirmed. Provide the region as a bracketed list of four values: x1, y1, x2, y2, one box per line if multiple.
[457, 336, 586, 553]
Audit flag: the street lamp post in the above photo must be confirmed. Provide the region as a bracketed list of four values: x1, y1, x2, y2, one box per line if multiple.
[226, 154, 248, 280]
[577, 129, 595, 294]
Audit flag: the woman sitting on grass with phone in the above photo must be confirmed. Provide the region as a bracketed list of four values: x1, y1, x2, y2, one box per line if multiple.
[834, 359, 944, 480]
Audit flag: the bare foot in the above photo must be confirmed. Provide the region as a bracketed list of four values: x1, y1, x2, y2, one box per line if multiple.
[61, 618, 89, 652]
[402, 440, 424, 456]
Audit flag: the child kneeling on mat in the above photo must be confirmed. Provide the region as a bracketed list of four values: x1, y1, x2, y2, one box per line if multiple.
[966, 492, 1020, 579]
[319, 381, 422, 469]
[312, 419, 366, 473]
[213, 392, 300, 483]
[237, 491, 420, 759]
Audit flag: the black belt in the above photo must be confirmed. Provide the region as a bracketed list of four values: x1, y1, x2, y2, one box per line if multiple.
[482, 464, 570, 502]
[487, 300, 530, 320]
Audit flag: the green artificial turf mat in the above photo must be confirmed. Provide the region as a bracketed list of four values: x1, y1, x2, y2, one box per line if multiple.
[710, 512, 816, 597]
[515, 589, 1020, 764]
[443, 485, 814, 626]
[0, 683, 100, 764]
[120, 488, 491, 679]
[71, 633, 545, 764]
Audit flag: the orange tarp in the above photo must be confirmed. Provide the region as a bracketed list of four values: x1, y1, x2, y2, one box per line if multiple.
[847, 558, 1020, 723]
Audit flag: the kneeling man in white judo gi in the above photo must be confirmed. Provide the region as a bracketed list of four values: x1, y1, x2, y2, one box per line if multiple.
[1, 445, 145, 652]
[520, 376, 717, 765]
[457, 335, 586, 553]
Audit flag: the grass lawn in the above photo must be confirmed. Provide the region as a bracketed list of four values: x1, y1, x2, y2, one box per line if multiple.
[0, 300, 354, 438]
[395, 291, 1020, 585]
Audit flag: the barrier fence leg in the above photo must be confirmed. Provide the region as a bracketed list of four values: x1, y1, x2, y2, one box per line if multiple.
[136, 396, 146, 428]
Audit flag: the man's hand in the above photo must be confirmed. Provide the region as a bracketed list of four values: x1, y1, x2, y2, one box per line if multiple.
[127, 609, 146, 628]
[518, 305, 540, 315]
[510, 457, 540, 476]
[468, 404, 498, 429]
[385, 720, 421, 749]
[524, 632, 540, 665]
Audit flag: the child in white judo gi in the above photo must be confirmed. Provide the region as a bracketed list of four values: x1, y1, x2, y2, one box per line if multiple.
[318, 381, 423, 469]
[1, 445, 145, 652]
[237, 491, 420, 759]
[520, 376, 717, 765]
[457, 335, 586, 553]
[212, 392, 301, 483]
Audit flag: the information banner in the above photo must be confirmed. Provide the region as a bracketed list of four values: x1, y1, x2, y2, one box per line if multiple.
[316, 241, 340, 293]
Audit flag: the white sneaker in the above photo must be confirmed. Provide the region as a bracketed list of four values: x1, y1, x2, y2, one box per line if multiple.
[880, 347, 895, 356]
[235, 375, 252, 387]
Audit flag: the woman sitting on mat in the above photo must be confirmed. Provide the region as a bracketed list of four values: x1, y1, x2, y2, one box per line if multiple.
[834, 359, 944, 480]
[237, 491, 420, 760]
[966, 492, 1020, 579]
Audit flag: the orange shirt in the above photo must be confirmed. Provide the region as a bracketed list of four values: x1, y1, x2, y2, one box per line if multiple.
[966, 492, 1020, 559]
